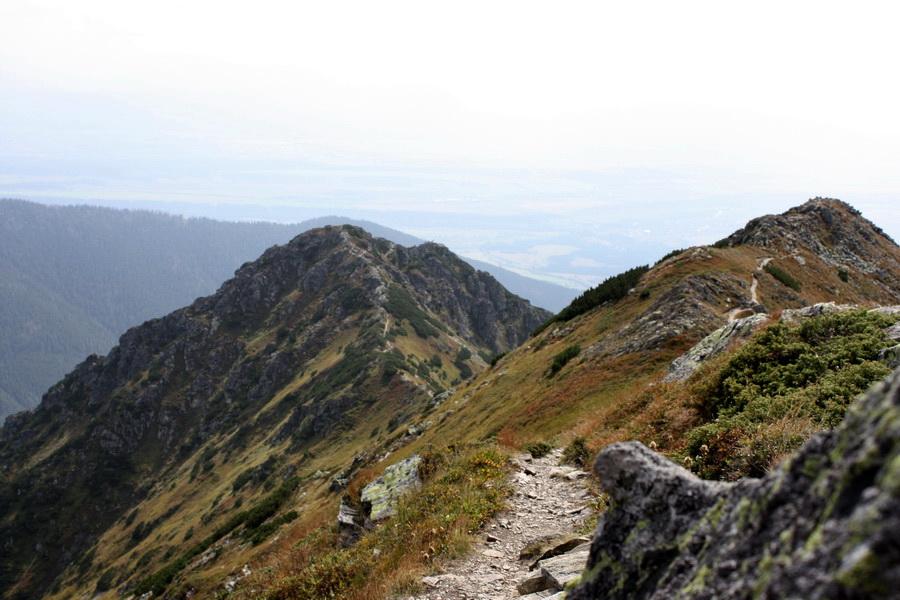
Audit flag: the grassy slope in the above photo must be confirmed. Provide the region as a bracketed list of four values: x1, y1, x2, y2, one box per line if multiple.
[41, 229, 900, 599]
[39, 282, 484, 600]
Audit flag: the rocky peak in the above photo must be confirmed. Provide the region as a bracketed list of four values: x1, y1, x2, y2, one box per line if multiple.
[0, 224, 549, 600]
[721, 198, 900, 276]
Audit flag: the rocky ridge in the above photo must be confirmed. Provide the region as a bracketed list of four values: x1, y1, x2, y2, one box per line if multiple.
[580, 199, 900, 366]
[0, 225, 549, 600]
[723, 198, 899, 275]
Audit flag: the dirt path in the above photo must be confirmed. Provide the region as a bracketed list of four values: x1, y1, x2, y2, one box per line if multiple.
[406, 449, 594, 600]
[750, 257, 773, 305]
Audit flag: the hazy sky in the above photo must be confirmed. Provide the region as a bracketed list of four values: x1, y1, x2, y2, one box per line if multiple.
[3, 1, 899, 288]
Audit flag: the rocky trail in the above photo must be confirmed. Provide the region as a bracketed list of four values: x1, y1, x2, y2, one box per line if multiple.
[406, 449, 595, 600]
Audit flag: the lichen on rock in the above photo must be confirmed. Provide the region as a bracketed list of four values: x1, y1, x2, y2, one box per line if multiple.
[567, 366, 900, 599]
[361, 455, 423, 521]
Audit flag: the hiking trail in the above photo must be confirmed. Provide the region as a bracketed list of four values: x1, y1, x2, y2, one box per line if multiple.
[406, 449, 595, 600]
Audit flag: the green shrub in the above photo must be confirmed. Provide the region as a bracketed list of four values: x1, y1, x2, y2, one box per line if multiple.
[681, 310, 897, 480]
[548, 344, 581, 377]
[563, 436, 592, 468]
[95, 567, 117, 592]
[763, 264, 802, 291]
[383, 285, 443, 338]
[838, 268, 850, 282]
[655, 248, 685, 264]
[523, 441, 554, 458]
[489, 352, 507, 368]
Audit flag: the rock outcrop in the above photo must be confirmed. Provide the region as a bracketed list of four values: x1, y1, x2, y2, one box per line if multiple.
[722, 198, 900, 295]
[361, 455, 423, 521]
[567, 366, 900, 600]
[665, 303, 900, 382]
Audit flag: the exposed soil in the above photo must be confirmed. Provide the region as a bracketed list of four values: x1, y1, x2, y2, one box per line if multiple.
[405, 449, 594, 600]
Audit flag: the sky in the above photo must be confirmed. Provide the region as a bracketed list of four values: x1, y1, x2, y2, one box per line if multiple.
[2, 1, 899, 289]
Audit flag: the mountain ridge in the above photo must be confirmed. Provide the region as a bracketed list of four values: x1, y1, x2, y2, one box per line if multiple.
[0, 224, 550, 599]
[0, 199, 574, 419]
[3, 198, 900, 600]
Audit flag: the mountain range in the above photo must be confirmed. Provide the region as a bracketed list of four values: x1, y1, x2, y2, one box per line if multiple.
[2, 197, 900, 599]
[0, 199, 576, 419]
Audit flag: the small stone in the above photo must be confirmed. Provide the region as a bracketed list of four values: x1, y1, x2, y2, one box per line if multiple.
[548, 466, 575, 479]
[481, 549, 504, 558]
[564, 470, 589, 481]
[520, 591, 556, 600]
[485, 534, 500, 543]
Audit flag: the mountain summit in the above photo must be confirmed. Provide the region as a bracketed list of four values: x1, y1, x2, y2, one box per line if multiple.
[722, 197, 900, 280]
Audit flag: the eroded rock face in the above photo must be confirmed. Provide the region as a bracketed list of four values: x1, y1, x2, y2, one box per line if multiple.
[567, 366, 900, 600]
[664, 312, 769, 382]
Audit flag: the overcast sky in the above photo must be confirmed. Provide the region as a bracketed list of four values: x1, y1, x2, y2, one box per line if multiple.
[2, 1, 899, 287]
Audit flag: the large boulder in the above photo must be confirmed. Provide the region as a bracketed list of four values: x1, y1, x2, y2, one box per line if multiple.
[361, 455, 422, 521]
[567, 366, 900, 599]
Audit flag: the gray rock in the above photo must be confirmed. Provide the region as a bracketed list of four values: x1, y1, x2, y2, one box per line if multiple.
[361, 455, 422, 521]
[529, 537, 592, 569]
[566, 366, 900, 600]
[517, 569, 549, 595]
[884, 322, 900, 341]
[880, 344, 900, 369]
[539, 549, 590, 590]
[664, 312, 769, 382]
[337, 500, 360, 528]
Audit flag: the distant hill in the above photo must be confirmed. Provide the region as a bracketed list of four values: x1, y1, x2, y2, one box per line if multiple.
[0, 200, 574, 419]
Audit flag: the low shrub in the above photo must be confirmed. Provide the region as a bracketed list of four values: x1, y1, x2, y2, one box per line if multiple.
[534, 265, 649, 335]
[680, 309, 896, 480]
[523, 441, 554, 458]
[563, 436, 591, 468]
[763, 264, 802, 291]
[548, 344, 581, 377]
